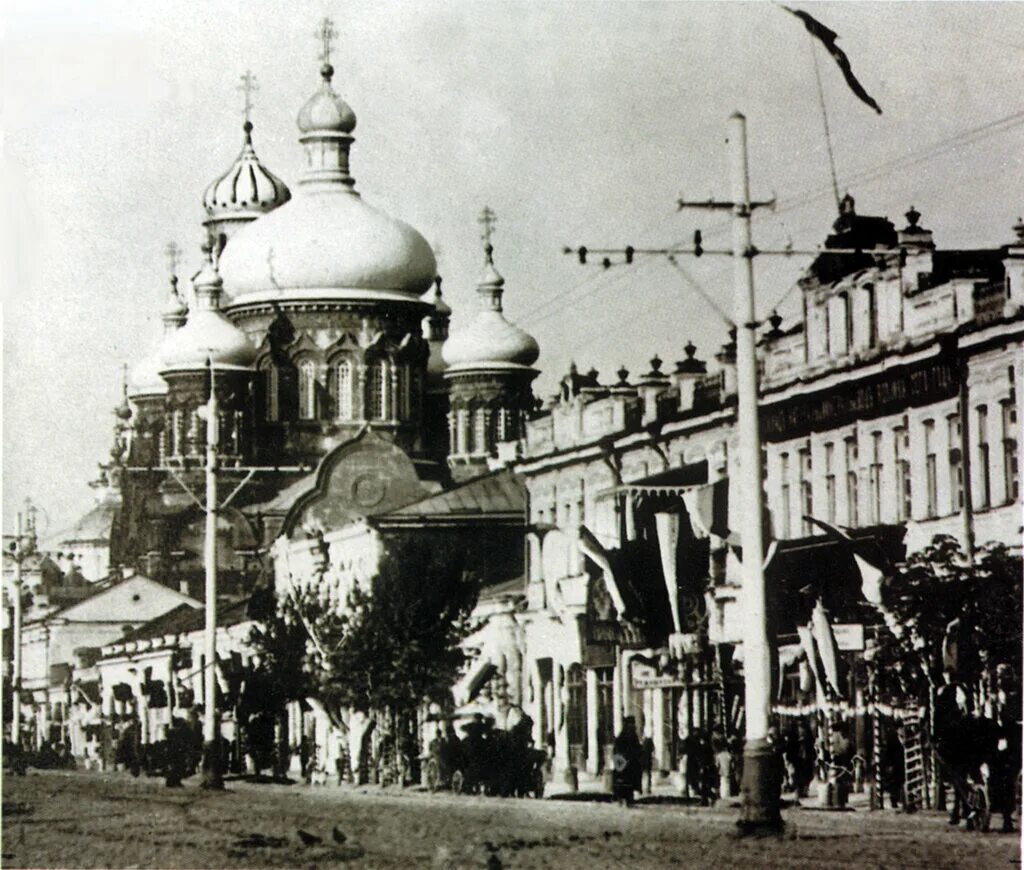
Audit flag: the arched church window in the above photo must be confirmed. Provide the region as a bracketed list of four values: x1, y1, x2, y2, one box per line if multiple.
[258, 358, 280, 422]
[367, 359, 388, 421]
[298, 358, 317, 420]
[331, 358, 354, 421]
[473, 409, 488, 454]
[396, 365, 411, 420]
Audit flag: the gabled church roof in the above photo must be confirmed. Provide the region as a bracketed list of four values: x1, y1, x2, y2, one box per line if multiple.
[378, 468, 525, 525]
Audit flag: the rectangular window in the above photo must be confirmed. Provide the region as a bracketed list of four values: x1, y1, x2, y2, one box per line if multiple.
[780, 453, 791, 538]
[977, 406, 990, 509]
[924, 420, 937, 517]
[948, 415, 964, 512]
[866, 284, 878, 347]
[824, 443, 836, 524]
[869, 432, 883, 524]
[1004, 403, 1020, 503]
[894, 426, 911, 521]
[799, 447, 812, 534]
[845, 437, 859, 527]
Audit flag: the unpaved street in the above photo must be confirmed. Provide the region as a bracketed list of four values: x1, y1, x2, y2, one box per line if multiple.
[2, 770, 1019, 869]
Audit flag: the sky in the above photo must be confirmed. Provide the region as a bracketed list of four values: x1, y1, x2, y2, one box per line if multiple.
[3, 1, 1022, 538]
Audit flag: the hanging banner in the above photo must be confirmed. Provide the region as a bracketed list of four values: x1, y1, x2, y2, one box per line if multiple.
[654, 512, 682, 634]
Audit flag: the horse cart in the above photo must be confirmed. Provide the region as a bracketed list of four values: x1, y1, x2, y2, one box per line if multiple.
[423, 712, 546, 798]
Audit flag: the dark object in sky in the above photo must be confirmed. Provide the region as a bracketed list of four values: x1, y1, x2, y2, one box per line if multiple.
[296, 829, 322, 846]
[783, 7, 883, 114]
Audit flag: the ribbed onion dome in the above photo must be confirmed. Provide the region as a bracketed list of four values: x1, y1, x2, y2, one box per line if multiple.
[160, 244, 256, 372]
[442, 248, 539, 370]
[202, 122, 291, 223]
[219, 63, 436, 302]
[128, 276, 189, 399]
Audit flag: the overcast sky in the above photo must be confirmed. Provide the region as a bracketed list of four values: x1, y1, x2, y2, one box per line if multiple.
[3, 1, 1022, 538]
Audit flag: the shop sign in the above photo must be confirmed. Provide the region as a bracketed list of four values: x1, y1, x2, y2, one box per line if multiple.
[630, 659, 687, 689]
[760, 356, 958, 442]
[833, 623, 865, 651]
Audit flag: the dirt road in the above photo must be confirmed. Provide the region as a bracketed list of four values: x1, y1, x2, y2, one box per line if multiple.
[2, 770, 1018, 868]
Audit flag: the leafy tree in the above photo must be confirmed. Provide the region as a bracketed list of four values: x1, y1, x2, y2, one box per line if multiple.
[243, 584, 320, 775]
[874, 535, 1022, 700]
[300, 535, 480, 781]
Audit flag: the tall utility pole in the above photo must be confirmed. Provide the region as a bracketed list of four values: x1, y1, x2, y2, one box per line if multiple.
[10, 511, 26, 745]
[201, 365, 222, 789]
[724, 111, 781, 832]
[126, 358, 306, 790]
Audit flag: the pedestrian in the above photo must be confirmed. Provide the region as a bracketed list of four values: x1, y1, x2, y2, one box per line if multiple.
[641, 730, 655, 795]
[611, 716, 643, 806]
[830, 723, 854, 808]
[712, 729, 732, 801]
[164, 716, 190, 787]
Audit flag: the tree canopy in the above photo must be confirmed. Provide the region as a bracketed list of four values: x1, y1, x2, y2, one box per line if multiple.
[874, 535, 1022, 699]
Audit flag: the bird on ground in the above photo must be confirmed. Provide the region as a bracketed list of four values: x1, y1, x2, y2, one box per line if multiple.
[297, 829, 322, 846]
[332, 826, 347, 844]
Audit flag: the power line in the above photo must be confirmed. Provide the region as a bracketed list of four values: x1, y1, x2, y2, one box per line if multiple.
[530, 108, 1024, 331]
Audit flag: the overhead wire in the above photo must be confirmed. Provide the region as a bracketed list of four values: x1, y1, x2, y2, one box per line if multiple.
[524, 107, 1024, 334]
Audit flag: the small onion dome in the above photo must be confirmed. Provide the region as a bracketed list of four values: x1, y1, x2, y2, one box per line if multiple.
[128, 352, 168, 398]
[297, 64, 357, 134]
[160, 244, 256, 372]
[421, 276, 451, 316]
[202, 122, 291, 222]
[160, 276, 188, 324]
[442, 248, 539, 370]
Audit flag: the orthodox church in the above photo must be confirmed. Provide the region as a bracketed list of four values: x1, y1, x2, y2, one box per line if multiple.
[82, 38, 542, 599]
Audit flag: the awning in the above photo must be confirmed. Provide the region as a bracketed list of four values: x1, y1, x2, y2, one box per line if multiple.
[600, 460, 709, 498]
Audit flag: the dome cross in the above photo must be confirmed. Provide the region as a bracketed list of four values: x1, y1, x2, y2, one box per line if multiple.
[165, 241, 181, 279]
[479, 206, 497, 262]
[238, 70, 258, 125]
[317, 17, 337, 66]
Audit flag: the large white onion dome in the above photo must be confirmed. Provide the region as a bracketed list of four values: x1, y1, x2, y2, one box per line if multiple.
[202, 122, 291, 226]
[218, 63, 436, 302]
[442, 245, 540, 370]
[128, 275, 189, 399]
[160, 243, 256, 373]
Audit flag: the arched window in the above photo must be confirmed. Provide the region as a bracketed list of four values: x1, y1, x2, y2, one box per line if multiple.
[298, 359, 317, 420]
[332, 358, 354, 421]
[367, 358, 388, 421]
[258, 358, 280, 422]
[396, 365, 411, 420]
[473, 409, 488, 454]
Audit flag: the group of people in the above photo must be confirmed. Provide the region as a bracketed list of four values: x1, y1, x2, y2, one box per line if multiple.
[611, 718, 743, 806]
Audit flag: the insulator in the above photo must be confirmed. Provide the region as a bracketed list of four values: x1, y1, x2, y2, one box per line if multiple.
[694, 229, 703, 257]
[577, 246, 588, 265]
[624, 246, 634, 264]
[602, 257, 611, 270]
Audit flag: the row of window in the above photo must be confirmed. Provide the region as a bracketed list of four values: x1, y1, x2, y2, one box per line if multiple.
[776, 401, 1019, 537]
[161, 409, 245, 460]
[448, 407, 522, 457]
[257, 358, 415, 424]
